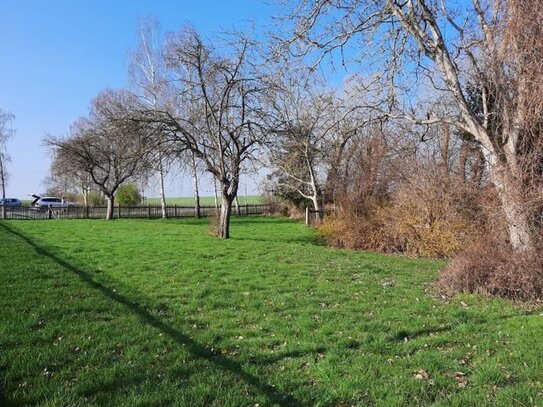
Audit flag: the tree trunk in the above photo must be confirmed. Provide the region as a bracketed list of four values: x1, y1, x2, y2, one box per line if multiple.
[158, 157, 167, 219]
[234, 195, 240, 216]
[440, 124, 451, 178]
[213, 178, 219, 209]
[218, 192, 233, 239]
[106, 195, 115, 220]
[191, 153, 201, 218]
[307, 158, 322, 220]
[0, 159, 6, 219]
[309, 190, 322, 223]
[458, 142, 468, 183]
[82, 185, 88, 207]
[471, 147, 485, 187]
[489, 164, 532, 251]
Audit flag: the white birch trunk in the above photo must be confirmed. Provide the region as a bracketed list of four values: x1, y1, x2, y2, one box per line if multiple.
[106, 196, 115, 220]
[191, 153, 201, 218]
[158, 157, 167, 219]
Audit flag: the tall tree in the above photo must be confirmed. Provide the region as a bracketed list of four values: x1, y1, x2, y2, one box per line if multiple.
[130, 18, 171, 218]
[0, 110, 15, 219]
[46, 90, 155, 220]
[146, 27, 266, 238]
[283, 0, 541, 251]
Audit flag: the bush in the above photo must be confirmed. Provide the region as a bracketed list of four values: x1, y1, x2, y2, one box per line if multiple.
[207, 210, 220, 237]
[437, 236, 543, 301]
[318, 181, 480, 258]
[317, 210, 382, 250]
[116, 184, 142, 206]
[261, 193, 305, 219]
[87, 191, 106, 206]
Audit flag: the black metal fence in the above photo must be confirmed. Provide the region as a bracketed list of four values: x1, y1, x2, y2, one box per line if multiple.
[0, 204, 269, 220]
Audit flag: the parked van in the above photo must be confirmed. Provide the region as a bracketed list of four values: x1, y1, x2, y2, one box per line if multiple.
[30, 194, 76, 210]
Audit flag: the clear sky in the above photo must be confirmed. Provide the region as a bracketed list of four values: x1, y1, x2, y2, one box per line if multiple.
[0, 1, 277, 199]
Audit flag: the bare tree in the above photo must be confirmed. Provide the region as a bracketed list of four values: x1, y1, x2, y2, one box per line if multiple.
[265, 66, 340, 212]
[0, 110, 15, 219]
[282, 0, 541, 251]
[46, 90, 155, 220]
[130, 18, 172, 218]
[45, 151, 92, 204]
[145, 27, 266, 238]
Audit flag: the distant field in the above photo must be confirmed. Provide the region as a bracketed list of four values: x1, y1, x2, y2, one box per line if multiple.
[1, 217, 541, 406]
[144, 195, 262, 206]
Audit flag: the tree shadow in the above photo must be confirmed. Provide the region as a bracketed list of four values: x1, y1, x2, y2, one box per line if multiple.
[251, 348, 327, 366]
[0, 223, 308, 407]
[233, 235, 320, 246]
[389, 324, 454, 343]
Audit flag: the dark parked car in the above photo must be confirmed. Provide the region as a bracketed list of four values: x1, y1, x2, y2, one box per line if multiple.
[0, 198, 22, 207]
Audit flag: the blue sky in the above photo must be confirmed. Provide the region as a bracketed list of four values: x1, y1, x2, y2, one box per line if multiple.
[0, 1, 277, 199]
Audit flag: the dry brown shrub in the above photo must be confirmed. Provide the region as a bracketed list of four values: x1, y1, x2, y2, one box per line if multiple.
[437, 235, 543, 301]
[207, 209, 220, 237]
[319, 177, 484, 258]
[317, 209, 381, 250]
[261, 194, 305, 219]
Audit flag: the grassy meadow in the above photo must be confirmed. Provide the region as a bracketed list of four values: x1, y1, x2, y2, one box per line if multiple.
[0, 217, 542, 406]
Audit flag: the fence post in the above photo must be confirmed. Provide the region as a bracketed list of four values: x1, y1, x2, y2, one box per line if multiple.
[85, 205, 89, 219]
[1, 203, 5, 219]
[305, 207, 309, 226]
[48, 206, 52, 220]
[118, 205, 121, 219]
[147, 204, 151, 219]
[174, 204, 177, 217]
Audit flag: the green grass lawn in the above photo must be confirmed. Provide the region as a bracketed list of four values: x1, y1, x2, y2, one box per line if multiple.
[0, 217, 541, 407]
[143, 195, 262, 206]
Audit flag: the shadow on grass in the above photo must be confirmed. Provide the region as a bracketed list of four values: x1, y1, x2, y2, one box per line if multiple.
[252, 348, 327, 366]
[0, 366, 25, 407]
[390, 325, 453, 343]
[233, 235, 320, 246]
[0, 223, 307, 407]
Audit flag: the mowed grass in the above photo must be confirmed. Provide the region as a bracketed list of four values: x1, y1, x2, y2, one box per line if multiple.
[144, 195, 262, 206]
[0, 218, 541, 407]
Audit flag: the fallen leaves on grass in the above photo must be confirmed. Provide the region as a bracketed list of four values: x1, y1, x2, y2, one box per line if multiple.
[454, 371, 468, 388]
[414, 369, 429, 380]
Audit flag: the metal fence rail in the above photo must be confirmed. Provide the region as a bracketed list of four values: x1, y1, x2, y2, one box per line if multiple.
[0, 204, 270, 220]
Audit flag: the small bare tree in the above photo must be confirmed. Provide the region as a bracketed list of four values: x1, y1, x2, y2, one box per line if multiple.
[45, 152, 92, 204]
[46, 90, 155, 220]
[265, 66, 340, 212]
[0, 110, 15, 219]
